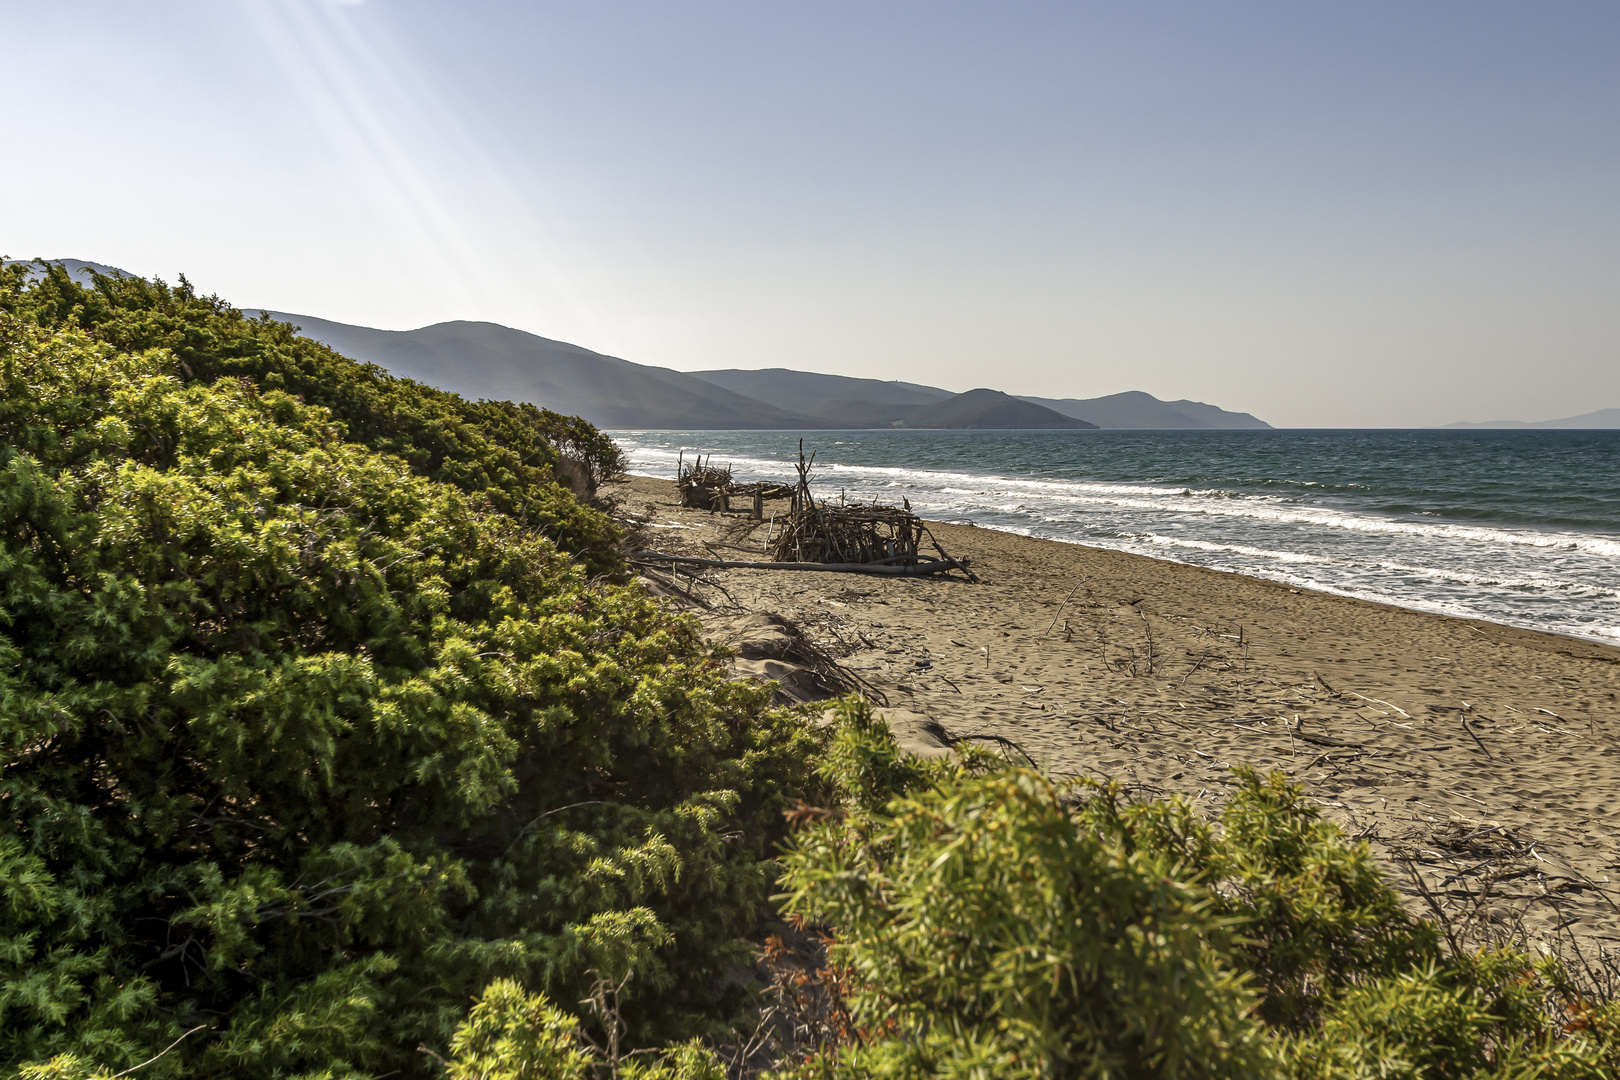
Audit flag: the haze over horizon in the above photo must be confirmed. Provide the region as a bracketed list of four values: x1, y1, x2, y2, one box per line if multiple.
[5, 2, 1619, 427]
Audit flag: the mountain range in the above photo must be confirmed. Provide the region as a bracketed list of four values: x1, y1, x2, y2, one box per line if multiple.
[7, 259, 1269, 429]
[250, 311, 1270, 430]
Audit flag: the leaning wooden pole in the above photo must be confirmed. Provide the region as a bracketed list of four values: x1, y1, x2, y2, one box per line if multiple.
[633, 551, 974, 578]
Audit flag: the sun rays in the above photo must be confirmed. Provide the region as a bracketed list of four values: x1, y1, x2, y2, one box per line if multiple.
[240, 0, 590, 330]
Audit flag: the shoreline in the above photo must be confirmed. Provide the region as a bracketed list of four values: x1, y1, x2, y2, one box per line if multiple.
[946, 518, 1620, 653]
[623, 467, 1620, 649]
[991, 527, 1620, 651]
[616, 473, 1620, 955]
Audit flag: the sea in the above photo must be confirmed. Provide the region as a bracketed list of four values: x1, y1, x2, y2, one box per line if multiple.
[614, 429, 1620, 646]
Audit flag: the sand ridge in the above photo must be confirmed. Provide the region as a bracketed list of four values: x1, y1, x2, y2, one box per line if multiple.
[616, 474, 1620, 956]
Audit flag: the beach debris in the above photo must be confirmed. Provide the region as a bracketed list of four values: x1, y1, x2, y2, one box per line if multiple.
[1043, 578, 1090, 635]
[633, 551, 976, 577]
[1459, 714, 1495, 760]
[1350, 692, 1411, 718]
[676, 452, 734, 510]
[643, 440, 976, 579]
[634, 563, 722, 609]
[676, 452, 790, 516]
[703, 611, 888, 706]
[765, 441, 976, 579]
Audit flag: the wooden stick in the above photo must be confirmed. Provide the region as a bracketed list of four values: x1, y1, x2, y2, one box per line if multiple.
[633, 552, 974, 577]
[1350, 692, 1411, 718]
[1460, 715, 1494, 760]
[1044, 578, 1089, 635]
[1180, 650, 1210, 686]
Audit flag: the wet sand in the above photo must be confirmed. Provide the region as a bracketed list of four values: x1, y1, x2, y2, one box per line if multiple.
[615, 474, 1620, 954]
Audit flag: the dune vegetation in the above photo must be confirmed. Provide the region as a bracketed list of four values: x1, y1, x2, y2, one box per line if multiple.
[1, 263, 1616, 1078]
[0, 264, 820, 1078]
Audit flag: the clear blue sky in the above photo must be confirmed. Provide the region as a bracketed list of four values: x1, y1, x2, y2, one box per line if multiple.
[5, 1, 1618, 426]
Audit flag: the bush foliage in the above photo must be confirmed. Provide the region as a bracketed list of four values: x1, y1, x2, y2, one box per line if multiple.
[0, 269, 819, 1078]
[0, 262, 623, 576]
[774, 701, 1620, 1079]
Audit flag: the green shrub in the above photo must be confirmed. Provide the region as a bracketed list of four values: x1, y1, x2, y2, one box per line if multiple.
[777, 702, 1268, 1079]
[774, 701, 1620, 1080]
[1280, 952, 1606, 1080]
[0, 261, 622, 576]
[1067, 765, 1438, 1032]
[444, 978, 726, 1080]
[0, 314, 822, 1077]
[525, 407, 626, 494]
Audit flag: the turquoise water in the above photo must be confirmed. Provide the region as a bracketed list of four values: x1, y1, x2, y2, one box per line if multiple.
[616, 429, 1620, 644]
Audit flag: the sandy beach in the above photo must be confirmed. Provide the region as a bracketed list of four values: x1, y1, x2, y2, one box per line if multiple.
[614, 473, 1620, 956]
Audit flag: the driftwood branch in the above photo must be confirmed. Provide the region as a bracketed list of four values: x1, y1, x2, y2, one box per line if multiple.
[1045, 578, 1089, 635]
[633, 551, 973, 578]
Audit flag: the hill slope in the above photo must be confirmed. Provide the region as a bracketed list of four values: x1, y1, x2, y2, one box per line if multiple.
[692, 367, 953, 425]
[691, 371, 1095, 428]
[4, 257, 137, 284]
[691, 370, 1285, 429]
[901, 389, 1096, 429]
[255, 312, 832, 429]
[11, 263, 1274, 431]
[1020, 390, 1272, 429]
[263, 315, 1096, 429]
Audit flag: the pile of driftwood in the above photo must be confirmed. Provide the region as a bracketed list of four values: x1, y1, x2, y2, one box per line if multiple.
[641, 442, 976, 580]
[769, 495, 924, 563]
[677, 453, 790, 515]
[677, 453, 734, 510]
[766, 444, 971, 580]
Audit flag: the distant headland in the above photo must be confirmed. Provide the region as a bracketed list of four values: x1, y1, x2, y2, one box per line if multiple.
[1443, 409, 1620, 430]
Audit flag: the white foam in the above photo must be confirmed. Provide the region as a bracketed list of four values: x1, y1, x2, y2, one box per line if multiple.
[872, 475, 1620, 559]
[1370, 560, 1620, 598]
[1134, 534, 1342, 565]
[1122, 535, 1619, 597]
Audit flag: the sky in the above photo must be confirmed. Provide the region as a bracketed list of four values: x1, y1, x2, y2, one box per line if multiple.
[4, 1, 1619, 427]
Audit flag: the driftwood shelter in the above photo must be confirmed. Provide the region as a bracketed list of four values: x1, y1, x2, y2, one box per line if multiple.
[677, 453, 790, 515]
[675, 453, 733, 510]
[643, 442, 976, 581]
